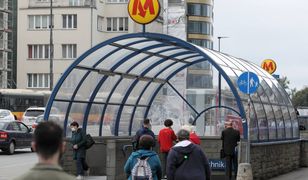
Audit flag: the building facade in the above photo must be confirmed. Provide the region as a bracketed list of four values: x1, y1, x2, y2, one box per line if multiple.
[17, 0, 162, 90]
[0, 0, 17, 88]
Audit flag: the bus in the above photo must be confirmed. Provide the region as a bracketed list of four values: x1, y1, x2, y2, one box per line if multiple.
[0, 89, 51, 120]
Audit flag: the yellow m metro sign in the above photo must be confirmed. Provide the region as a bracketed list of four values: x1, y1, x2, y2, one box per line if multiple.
[128, 0, 160, 24]
[261, 59, 277, 74]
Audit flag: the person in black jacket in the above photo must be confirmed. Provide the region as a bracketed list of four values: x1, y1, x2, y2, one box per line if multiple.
[221, 121, 240, 180]
[167, 129, 211, 180]
[132, 118, 155, 150]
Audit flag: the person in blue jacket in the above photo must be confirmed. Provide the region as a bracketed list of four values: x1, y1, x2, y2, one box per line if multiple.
[124, 135, 162, 180]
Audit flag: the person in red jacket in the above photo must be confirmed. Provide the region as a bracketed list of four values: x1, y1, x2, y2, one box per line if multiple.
[182, 125, 201, 145]
[158, 119, 177, 177]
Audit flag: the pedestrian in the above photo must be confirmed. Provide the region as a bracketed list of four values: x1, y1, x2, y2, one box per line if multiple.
[167, 129, 211, 180]
[124, 135, 162, 180]
[14, 121, 75, 180]
[70, 121, 89, 180]
[158, 119, 177, 177]
[132, 118, 155, 150]
[221, 121, 240, 180]
[182, 125, 201, 145]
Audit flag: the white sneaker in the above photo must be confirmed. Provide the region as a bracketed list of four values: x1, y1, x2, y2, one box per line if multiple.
[76, 175, 84, 180]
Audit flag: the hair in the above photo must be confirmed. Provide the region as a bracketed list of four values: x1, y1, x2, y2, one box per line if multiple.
[70, 121, 79, 128]
[143, 118, 150, 125]
[164, 119, 173, 127]
[177, 129, 190, 141]
[139, 135, 154, 150]
[34, 121, 63, 159]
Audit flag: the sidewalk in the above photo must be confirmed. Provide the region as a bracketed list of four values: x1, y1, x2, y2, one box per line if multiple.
[269, 168, 308, 180]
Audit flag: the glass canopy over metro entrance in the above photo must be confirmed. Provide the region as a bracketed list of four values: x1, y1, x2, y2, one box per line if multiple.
[44, 33, 299, 142]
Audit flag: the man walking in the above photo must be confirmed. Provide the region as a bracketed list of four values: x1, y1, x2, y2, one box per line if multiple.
[167, 129, 211, 180]
[221, 121, 240, 180]
[14, 121, 75, 180]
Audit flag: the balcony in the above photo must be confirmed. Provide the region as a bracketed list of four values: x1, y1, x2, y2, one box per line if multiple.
[29, 0, 96, 8]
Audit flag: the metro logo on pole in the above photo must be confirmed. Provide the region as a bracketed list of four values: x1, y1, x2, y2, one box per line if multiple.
[261, 59, 277, 74]
[128, 0, 160, 24]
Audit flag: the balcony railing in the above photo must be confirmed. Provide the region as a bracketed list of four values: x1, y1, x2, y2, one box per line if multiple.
[29, 0, 96, 8]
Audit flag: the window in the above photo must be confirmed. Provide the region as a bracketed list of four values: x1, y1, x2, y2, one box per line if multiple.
[106, 0, 128, 3]
[106, 17, 128, 32]
[19, 123, 29, 133]
[188, 21, 213, 35]
[69, 0, 82, 6]
[28, 45, 50, 59]
[188, 39, 213, 49]
[62, 14, 77, 29]
[28, 15, 51, 29]
[27, 73, 50, 88]
[188, 3, 212, 17]
[62, 44, 77, 59]
[186, 74, 213, 89]
[97, 16, 103, 31]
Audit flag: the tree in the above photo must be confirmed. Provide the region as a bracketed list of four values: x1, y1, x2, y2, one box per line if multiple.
[292, 87, 308, 107]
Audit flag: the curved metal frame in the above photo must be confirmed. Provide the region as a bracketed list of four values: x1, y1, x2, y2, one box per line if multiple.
[44, 32, 296, 141]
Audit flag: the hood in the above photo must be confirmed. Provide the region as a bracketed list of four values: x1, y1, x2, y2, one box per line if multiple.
[131, 149, 157, 158]
[173, 140, 195, 154]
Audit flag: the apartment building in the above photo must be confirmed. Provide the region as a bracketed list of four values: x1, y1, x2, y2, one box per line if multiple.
[17, 0, 162, 89]
[0, 0, 17, 88]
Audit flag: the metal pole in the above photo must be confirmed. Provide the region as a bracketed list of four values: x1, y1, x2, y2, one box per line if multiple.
[49, 0, 53, 91]
[247, 97, 251, 163]
[218, 37, 221, 52]
[90, 0, 93, 47]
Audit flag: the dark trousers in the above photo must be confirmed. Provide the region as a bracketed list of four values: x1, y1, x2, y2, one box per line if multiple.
[161, 152, 168, 177]
[225, 154, 238, 180]
[77, 157, 89, 176]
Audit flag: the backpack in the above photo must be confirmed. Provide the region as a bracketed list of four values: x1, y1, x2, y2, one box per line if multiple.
[131, 157, 153, 180]
[85, 134, 95, 149]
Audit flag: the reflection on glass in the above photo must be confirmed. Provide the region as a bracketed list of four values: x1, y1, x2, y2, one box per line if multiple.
[102, 105, 119, 136]
[254, 103, 268, 141]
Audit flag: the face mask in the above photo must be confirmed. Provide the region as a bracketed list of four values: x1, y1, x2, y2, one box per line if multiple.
[71, 127, 76, 132]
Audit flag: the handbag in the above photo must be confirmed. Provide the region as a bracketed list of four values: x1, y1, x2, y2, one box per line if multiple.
[85, 134, 95, 149]
[220, 149, 225, 159]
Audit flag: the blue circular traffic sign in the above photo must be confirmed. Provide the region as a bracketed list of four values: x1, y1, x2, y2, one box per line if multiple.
[237, 72, 259, 94]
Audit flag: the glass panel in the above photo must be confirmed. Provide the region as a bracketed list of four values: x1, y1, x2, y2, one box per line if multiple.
[96, 49, 134, 70]
[145, 60, 174, 77]
[185, 56, 205, 63]
[130, 56, 162, 75]
[281, 105, 292, 138]
[56, 69, 88, 100]
[289, 107, 299, 138]
[273, 105, 285, 139]
[263, 78, 283, 104]
[129, 41, 162, 49]
[249, 102, 259, 141]
[87, 104, 104, 136]
[50, 101, 70, 137]
[159, 49, 193, 57]
[255, 103, 268, 141]
[264, 104, 276, 140]
[139, 82, 161, 105]
[110, 79, 135, 103]
[115, 53, 149, 73]
[118, 106, 134, 136]
[75, 71, 104, 101]
[69, 102, 87, 127]
[200, 48, 227, 66]
[131, 107, 146, 135]
[102, 105, 119, 136]
[148, 46, 176, 53]
[273, 80, 292, 105]
[157, 62, 186, 79]
[94, 75, 121, 103]
[79, 45, 118, 67]
[126, 81, 148, 105]
[114, 37, 147, 46]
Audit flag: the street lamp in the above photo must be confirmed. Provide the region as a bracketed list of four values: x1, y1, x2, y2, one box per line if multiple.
[217, 36, 229, 52]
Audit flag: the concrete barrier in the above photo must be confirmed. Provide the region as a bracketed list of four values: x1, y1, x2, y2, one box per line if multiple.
[236, 163, 253, 180]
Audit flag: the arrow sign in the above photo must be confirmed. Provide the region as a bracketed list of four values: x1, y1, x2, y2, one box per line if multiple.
[237, 72, 259, 94]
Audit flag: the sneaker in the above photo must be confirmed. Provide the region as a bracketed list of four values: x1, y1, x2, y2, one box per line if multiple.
[76, 175, 84, 180]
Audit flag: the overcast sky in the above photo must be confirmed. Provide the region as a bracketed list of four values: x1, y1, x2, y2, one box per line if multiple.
[213, 0, 308, 90]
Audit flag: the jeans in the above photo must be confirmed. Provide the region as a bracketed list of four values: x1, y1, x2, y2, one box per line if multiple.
[77, 157, 89, 176]
[161, 152, 168, 177]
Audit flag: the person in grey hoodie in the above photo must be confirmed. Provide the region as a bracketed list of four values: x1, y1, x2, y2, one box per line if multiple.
[167, 129, 211, 180]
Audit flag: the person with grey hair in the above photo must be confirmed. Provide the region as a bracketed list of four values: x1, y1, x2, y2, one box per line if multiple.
[166, 129, 211, 180]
